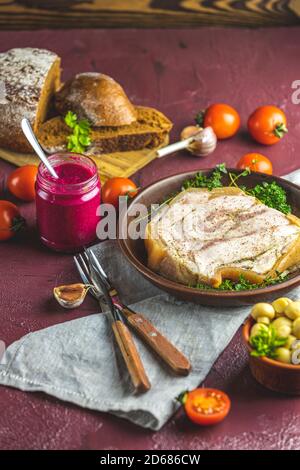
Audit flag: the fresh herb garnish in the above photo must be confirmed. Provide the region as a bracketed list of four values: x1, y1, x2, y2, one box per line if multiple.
[182, 163, 227, 191]
[228, 168, 251, 187]
[64, 111, 91, 154]
[247, 181, 291, 214]
[250, 324, 287, 359]
[194, 272, 288, 292]
[181, 164, 291, 215]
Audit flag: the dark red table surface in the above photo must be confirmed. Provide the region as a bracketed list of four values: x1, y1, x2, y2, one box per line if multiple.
[0, 28, 300, 450]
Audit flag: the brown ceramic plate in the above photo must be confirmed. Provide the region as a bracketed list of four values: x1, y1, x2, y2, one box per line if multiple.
[242, 317, 300, 395]
[119, 169, 300, 307]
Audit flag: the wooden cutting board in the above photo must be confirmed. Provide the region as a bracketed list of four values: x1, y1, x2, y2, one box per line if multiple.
[0, 138, 168, 184]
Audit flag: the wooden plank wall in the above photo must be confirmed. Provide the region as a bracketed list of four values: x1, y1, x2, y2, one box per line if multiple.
[0, 1, 299, 30]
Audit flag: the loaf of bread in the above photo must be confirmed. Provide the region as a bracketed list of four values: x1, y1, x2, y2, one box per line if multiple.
[55, 73, 137, 127]
[37, 106, 173, 154]
[0, 48, 61, 153]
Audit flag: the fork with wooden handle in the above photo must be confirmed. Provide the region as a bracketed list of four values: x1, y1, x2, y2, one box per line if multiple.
[74, 253, 151, 394]
[88, 250, 191, 377]
[111, 312, 151, 393]
[120, 305, 191, 376]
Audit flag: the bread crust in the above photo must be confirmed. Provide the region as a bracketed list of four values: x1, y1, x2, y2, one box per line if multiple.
[0, 48, 61, 153]
[55, 73, 137, 127]
[37, 106, 173, 154]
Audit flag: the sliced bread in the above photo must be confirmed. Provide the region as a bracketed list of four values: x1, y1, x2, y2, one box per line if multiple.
[0, 48, 61, 153]
[37, 106, 173, 155]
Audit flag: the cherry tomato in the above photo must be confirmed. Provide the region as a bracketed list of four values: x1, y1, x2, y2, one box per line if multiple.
[180, 388, 231, 426]
[247, 106, 287, 145]
[7, 165, 38, 202]
[237, 153, 273, 175]
[0, 200, 25, 241]
[203, 104, 240, 139]
[101, 177, 138, 208]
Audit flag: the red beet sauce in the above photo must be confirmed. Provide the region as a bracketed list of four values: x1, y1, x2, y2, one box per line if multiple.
[46, 162, 92, 185]
[36, 153, 101, 252]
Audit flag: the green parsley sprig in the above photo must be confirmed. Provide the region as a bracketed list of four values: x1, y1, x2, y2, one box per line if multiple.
[181, 164, 291, 215]
[250, 324, 287, 359]
[64, 111, 91, 154]
[182, 163, 227, 191]
[247, 181, 291, 215]
[194, 273, 288, 292]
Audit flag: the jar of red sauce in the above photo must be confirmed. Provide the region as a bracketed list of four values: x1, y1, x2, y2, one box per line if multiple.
[36, 153, 101, 252]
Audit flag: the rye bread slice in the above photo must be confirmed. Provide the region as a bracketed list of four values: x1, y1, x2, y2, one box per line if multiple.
[37, 106, 172, 154]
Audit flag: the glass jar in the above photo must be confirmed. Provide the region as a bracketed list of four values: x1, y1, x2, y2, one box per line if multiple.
[36, 153, 101, 252]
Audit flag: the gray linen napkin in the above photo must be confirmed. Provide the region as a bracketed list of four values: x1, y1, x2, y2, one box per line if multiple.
[0, 171, 299, 431]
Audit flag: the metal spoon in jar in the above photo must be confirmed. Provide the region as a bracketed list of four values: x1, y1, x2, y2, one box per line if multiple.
[21, 118, 59, 179]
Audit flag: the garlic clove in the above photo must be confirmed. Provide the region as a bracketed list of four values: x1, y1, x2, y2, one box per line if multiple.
[187, 126, 217, 157]
[180, 125, 202, 141]
[53, 283, 89, 309]
[157, 126, 217, 159]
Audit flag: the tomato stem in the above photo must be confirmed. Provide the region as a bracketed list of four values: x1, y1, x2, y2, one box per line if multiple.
[194, 111, 205, 127]
[11, 216, 26, 233]
[125, 187, 139, 199]
[273, 123, 288, 139]
[176, 390, 188, 405]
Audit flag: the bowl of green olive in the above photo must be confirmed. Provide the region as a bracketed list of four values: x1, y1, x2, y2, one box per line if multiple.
[243, 297, 300, 395]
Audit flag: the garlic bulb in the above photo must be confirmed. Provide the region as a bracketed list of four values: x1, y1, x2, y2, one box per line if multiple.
[186, 126, 217, 157]
[53, 283, 89, 309]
